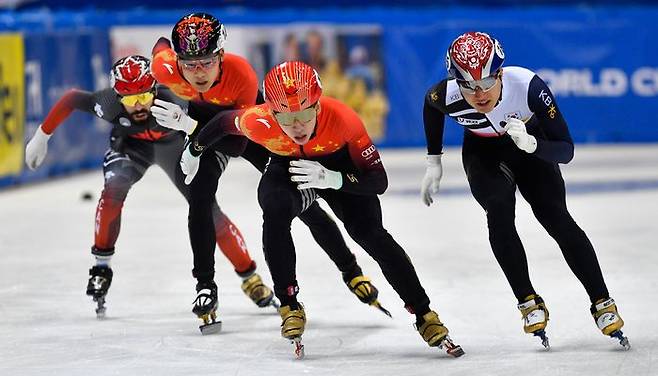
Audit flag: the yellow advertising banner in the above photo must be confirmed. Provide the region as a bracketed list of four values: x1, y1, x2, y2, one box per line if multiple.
[0, 33, 25, 177]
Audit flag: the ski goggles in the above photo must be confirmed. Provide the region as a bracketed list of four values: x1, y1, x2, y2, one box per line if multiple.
[273, 105, 318, 126]
[456, 71, 501, 95]
[179, 55, 220, 71]
[119, 91, 155, 106]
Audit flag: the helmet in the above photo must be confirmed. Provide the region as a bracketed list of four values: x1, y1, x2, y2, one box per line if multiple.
[263, 61, 322, 113]
[172, 13, 227, 60]
[110, 55, 155, 96]
[446, 31, 504, 81]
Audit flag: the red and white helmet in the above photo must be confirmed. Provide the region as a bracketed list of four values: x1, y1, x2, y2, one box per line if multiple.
[110, 55, 156, 96]
[263, 61, 322, 113]
[446, 31, 505, 81]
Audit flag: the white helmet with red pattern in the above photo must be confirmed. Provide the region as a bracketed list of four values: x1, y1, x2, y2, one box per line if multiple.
[446, 31, 505, 81]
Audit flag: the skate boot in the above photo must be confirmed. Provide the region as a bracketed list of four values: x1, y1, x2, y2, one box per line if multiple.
[518, 294, 550, 349]
[346, 275, 392, 317]
[416, 311, 465, 357]
[86, 265, 113, 319]
[279, 303, 306, 359]
[192, 281, 221, 335]
[241, 273, 278, 309]
[591, 297, 630, 350]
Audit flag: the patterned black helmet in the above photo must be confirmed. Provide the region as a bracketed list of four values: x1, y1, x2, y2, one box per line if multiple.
[172, 13, 227, 60]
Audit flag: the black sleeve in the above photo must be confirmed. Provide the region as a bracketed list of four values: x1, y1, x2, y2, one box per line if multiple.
[188, 108, 245, 157]
[255, 90, 265, 105]
[423, 81, 448, 155]
[71, 89, 99, 113]
[157, 85, 188, 109]
[527, 75, 574, 164]
[187, 101, 247, 157]
[338, 163, 388, 196]
[342, 142, 388, 195]
[240, 140, 271, 172]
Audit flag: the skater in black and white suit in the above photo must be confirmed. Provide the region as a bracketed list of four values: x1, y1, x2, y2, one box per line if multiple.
[420, 31, 629, 349]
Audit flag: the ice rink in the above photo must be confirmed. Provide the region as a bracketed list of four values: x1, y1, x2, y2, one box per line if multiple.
[1, 146, 656, 376]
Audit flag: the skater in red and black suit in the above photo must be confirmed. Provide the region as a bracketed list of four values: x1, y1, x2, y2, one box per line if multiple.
[158, 61, 465, 358]
[24, 55, 268, 318]
[150, 13, 389, 327]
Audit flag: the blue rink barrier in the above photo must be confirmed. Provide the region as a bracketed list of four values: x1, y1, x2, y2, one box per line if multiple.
[3, 6, 657, 148]
[0, 5, 656, 188]
[0, 29, 111, 188]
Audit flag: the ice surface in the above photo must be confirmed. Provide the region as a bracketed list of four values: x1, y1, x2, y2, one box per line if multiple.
[1, 146, 656, 376]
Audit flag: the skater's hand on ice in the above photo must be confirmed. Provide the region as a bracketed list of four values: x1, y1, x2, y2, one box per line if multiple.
[420, 154, 443, 206]
[180, 145, 200, 185]
[503, 118, 537, 153]
[152, 99, 198, 134]
[25, 124, 52, 170]
[289, 159, 343, 190]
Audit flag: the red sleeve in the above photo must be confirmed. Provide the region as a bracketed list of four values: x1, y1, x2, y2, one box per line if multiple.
[232, 57, 259, 109]
[151, 47, 177, 86]
[41, 89, 95, 134]
[151, 37, 172, 57]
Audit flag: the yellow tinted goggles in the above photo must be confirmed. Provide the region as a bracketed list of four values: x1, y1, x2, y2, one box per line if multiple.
[120, 92, 155, 106]
[273, 106, 317, 126]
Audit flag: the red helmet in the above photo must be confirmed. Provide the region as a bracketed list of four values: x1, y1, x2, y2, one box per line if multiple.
[263, 61, 322, 113]
[446, 31, 505, 81]
[110, 55, 156, 96]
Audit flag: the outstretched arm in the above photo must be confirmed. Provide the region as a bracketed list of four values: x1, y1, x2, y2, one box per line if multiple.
[41, 89, 96, 134]
[26, 89, 95, 169]
[189, 109, 246, 156]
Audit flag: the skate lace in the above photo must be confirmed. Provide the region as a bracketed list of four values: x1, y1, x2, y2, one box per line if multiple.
[193, 288, 216, 307]
[90, 276, 108, 290]
[348, 276, 377, 304]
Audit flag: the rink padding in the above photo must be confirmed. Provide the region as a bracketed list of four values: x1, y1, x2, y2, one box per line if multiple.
[1, 5, 656, 187]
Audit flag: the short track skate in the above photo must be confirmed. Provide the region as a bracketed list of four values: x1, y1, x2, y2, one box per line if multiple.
[86, 265, 112, 319]
[193, 282, 221, 335]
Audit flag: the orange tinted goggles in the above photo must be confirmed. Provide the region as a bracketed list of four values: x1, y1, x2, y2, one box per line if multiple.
[120, 92, 155, 106]
[273, 106, 317, 126]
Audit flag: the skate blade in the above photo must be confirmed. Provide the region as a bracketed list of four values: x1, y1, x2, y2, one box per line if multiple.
[371, 300, 392, 318]
[198, 312, 222, 335]
[439, 336, 465, 358]
[533, 329, 550, 350]
[199, 321, 222, 335]
[269, 298, 281, 310]
[257, 296, 280, 310]
[610, 330, 631, 350]
[290, 337, 305, 359]
[93, 297, 106, 319]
